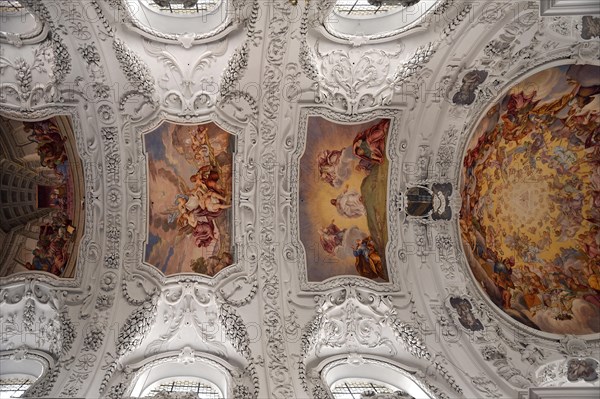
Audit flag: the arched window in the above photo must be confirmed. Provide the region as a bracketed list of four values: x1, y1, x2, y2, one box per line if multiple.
[122, 0, 235, 46]
[141, 377, 223, 398]
[331, 378, 413, 398]
[321, 357, 437, 399]
[0, 1, 48, 47]
[323, 0, 441, 42]
[0, 351, 50, 399]
[125, 350, 234, 398]
[0, 376, 36, 398]
[141, 0, 222, 15]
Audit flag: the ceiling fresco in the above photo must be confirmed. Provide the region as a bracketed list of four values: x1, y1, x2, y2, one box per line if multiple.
[3, 1, 600, 397]
[0, 116, 83, 278]
[144, 122, 234, 276]
[300, 117, 390, 282]
[460, 64, 600, 335]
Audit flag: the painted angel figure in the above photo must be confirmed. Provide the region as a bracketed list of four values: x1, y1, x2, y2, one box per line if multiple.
[165, 125, 231, 249]
[317, 148, 352, 188]
[319, 221, 346, 255]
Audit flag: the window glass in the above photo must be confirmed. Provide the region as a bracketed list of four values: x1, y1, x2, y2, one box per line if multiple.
[0, 376, 34, 399]
[325, 0, 440, 39]
[142, 378, 223, 398]
[331, 379, 414, 399]
[141, 0, 221, 15]
[334, 0, 400, 17]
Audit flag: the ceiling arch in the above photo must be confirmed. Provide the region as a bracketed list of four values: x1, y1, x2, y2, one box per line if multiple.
[0, 1, 598, 398]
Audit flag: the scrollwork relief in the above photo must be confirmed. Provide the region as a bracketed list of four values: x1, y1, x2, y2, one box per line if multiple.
[142, 38, 227, 117]
[300, 287, 462, 396]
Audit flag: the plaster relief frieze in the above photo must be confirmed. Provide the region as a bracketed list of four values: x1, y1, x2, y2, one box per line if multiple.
[434, 233, 459, 280]
[257, 1, 297, 397]
[299, 34, 436, 115]
[59, 352, 98, 397]
[90, 0, 115, 41]
[101, 292, 258, 398]
[121, 272, 158, 306]
[300, 0, 477, 115]
[0, 282, 76, 359]
[300, 287, 463, 396]
[146, 303, 227, 358]
[99, 295, 159, 395]
[218, 0, 260, 122]
[468, 374, 502, 398]
[112, 37, 157, 118]
[0, 35, 70, 110]
[24, 1, 72, 86]
[219, 304, 259, 397]
[480, 344, 532, 389]
[142, 38, 228, 117]
[303, 40, 404, 114]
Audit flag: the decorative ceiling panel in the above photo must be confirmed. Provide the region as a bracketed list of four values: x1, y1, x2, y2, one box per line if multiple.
[143, 121, 235, 276]
[292, 107, 404, 292]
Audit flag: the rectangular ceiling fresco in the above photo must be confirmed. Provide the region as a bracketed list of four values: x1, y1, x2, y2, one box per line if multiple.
[144, 122, 234, 276]
[0, 116, 82, 278]
[300, 116, 390, 282]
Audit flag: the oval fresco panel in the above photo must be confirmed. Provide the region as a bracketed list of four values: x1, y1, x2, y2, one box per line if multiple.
[460, 64, 600, 335]
[300, 117, 390, 283]
[144, 122, 234, 276]
[0, 116, 84, 278]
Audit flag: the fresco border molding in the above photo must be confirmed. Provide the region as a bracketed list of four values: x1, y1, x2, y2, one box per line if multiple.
[124, 110, 249, 289]
[290, 106, 406, 294]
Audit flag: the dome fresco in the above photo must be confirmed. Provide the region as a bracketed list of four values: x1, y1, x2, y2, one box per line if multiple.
[460, 64, 600, 335]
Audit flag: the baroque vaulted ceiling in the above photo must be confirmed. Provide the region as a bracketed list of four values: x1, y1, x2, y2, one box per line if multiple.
[0, 1, 599, 398]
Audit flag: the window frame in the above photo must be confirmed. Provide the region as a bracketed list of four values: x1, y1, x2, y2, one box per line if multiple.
[125, 351, 235, 398]
[320, 0, 443, 44]
[0, 2, 49, 47]
[330, 378, 405, 399]
[319, 356, 438, 399]
[118, 0, 237, 47]
[0, 349, 54, 399]
[141, 376, 224, 398]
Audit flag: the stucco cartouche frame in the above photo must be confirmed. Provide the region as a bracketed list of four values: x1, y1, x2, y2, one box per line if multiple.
[127, 110, 249, 288]
[291, 106, 405, 294]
